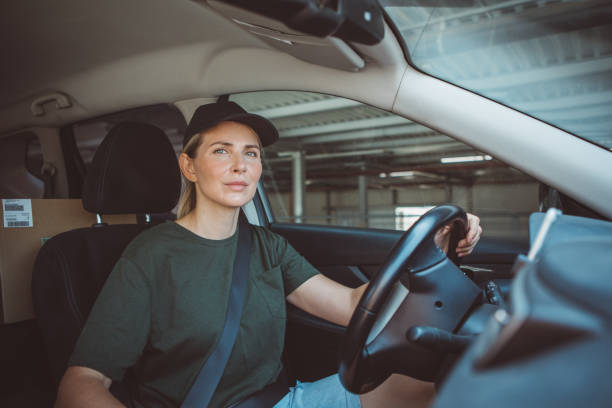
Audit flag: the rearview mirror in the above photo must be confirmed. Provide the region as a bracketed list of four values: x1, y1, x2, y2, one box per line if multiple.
[215, 0, 385, 45]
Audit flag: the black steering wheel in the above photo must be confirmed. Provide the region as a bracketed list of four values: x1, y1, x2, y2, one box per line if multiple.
[339, 204, 482, 394]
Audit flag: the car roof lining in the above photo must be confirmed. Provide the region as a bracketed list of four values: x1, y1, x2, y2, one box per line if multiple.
[0, 0, 262, 110]
[0, 0, 407, 135]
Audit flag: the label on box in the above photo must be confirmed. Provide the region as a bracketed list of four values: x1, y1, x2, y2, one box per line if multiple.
[2, 199, 33, 228]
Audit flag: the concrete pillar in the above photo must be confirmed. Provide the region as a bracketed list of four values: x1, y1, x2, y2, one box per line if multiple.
[358, 174, 368, 227]
[467, 184, 474, 213]
[325, 190, 332, 225]
[291, 151, 305, 223]
[445, 182, 453, 203]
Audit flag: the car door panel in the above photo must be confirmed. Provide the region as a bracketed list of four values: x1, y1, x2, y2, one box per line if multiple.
[271, 222, 529, 382]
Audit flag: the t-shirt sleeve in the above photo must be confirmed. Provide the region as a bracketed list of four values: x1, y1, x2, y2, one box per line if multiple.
[68, 256, 151, 381]
[270, 233, 320, 296]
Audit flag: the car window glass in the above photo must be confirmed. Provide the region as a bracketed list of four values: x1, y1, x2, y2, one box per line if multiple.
[381, 0, 612, 151]
[73, 104, 186, 167]
[231, 91, 538, 240]
[0, 132, 45, 198]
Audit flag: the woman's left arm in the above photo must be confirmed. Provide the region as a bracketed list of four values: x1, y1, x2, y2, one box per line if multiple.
[286, 213, 482, 326]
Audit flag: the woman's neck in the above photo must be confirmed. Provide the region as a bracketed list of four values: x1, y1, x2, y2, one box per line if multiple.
[176, 205, 239, 240]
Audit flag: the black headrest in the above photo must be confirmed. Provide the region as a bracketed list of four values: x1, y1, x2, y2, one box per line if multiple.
[82, 122, 181, 214]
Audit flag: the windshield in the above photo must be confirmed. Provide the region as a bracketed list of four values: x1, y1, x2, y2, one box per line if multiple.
[380, 0, 612, 150]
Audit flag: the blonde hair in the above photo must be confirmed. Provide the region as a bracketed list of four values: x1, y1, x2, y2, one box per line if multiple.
[177, 132, 205, 219]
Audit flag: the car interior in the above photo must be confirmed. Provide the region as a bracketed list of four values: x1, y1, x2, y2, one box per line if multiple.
[1, 0, 611, 407]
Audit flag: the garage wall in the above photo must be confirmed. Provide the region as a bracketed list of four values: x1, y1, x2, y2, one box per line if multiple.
[266, 182, 539, 239]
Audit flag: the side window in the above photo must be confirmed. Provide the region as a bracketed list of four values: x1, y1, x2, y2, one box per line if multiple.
[72, 104, 186, 168]
[0, 132, 45, 198]
[231, 91, 539, 240]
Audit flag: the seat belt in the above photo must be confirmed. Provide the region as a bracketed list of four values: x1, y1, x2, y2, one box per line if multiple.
[41, 162, 56, 198]
[181, 214, 252, 408]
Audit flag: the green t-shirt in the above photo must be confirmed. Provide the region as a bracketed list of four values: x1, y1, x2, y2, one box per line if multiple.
[69, 221, 319, 408]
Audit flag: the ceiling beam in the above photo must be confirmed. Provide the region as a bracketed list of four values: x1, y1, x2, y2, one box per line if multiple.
[516, 90, 612, 111]
[279, 115, 412, 138]
[395, 0, 535, 32]
[287, 160, 509, 180]
[299, 123, 435, 144]
[538, 103, 612, 122]
[253, 97, 361, 119]
[461, 56, 612, 91]
[331, 134, 454, 152]
[267, 141, 466, 163]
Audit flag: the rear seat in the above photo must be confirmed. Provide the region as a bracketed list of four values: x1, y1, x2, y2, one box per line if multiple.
[31, 122, 181, 391]
[0, 199, 135, 325]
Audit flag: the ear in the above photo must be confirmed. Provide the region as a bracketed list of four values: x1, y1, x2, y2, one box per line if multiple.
[179, 153, 197, 182]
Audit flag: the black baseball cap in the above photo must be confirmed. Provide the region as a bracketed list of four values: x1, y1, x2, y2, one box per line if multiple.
[183, 101, 279, 148]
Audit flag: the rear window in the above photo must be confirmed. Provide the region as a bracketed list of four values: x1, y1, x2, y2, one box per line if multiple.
[0, 132, 44, 198]
[73, 104, 186, 167]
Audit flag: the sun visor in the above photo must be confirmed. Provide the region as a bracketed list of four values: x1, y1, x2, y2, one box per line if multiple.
[206, 0, 365, 71]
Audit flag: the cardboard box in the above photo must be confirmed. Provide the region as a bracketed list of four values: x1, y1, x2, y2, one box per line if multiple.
[0, 199, 136, 324]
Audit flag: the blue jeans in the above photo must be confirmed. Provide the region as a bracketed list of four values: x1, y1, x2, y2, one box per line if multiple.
[273, 374, 362, 408]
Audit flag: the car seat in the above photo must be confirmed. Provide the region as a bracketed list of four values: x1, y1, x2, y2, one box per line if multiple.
[31, 122, 181, 395]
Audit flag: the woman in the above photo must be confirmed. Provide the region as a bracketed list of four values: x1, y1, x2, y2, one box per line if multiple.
[56, 102, 482, 408]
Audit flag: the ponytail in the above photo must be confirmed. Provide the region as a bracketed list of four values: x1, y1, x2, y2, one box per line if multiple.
[176, 132, 204, 219]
